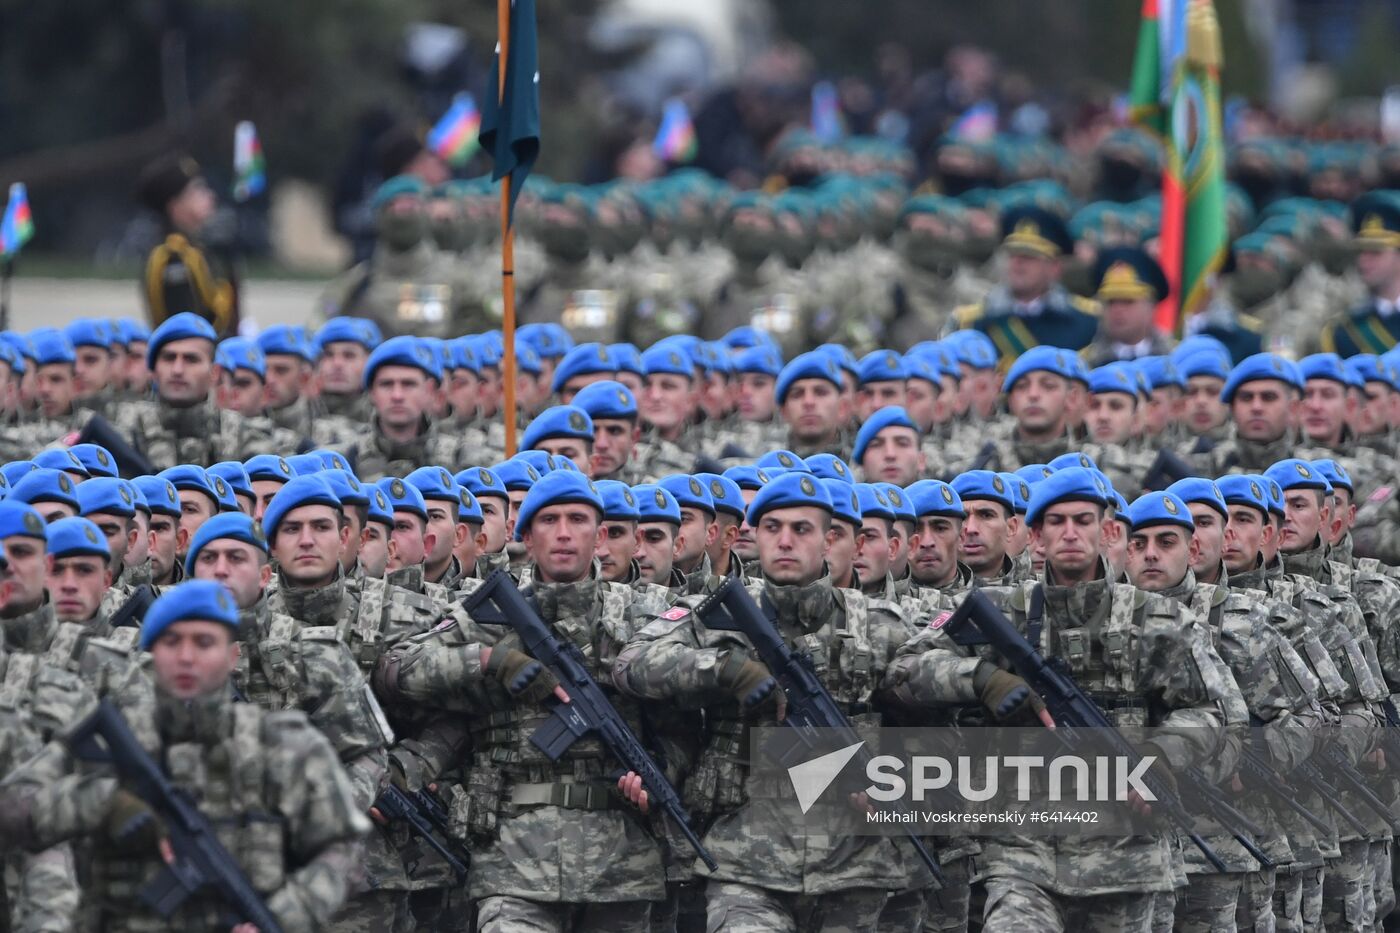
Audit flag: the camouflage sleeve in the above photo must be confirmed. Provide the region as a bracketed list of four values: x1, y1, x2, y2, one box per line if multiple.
[611, 603, 750, 709]
[0, 740, 116, 852]
[1135, 601, 1227, 771]
[372, 622, 503, 713]
[1352, 573, 1400, 692]
[882, 623, 987, 708]
[1350, 485, 1400, 565]
[1273, 595, 1350, 703]
[298, 636, 390, 811]
[387, 713, 471, 789]
[13, 844, 80, 933]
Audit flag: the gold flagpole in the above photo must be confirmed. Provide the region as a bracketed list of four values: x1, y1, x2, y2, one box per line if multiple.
[497, 0, 517, 457]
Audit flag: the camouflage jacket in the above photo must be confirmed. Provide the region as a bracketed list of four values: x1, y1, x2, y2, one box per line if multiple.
[111, 396, 291, 470]
[330, 416, 479, 483]
[1202, 428, 1300, 477]
[270, 571, 438, 678]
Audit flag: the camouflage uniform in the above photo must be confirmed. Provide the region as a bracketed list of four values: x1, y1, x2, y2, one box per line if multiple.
[328, 416, 481, 483]
[1200, 429, 1300, 478]
[518, 254, 635, 345]
[1079, 440, 1159, 501]
[701, 257, 824, 360]
[634, 429, 701, 483]
[315, 241, 485, 339]
[110, 396, 292, 470]
[1079, 330, 1175, 369]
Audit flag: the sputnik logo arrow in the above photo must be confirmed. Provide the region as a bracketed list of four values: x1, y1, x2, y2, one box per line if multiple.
[788, 741, 864, 814]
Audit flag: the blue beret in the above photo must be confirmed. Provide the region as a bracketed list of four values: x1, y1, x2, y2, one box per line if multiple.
[446, 338, 480, 374]
[659, 474, 715, 516]
[551, 343, 616, 393]
[47, 516, 110, 560]
[34, 448, 88, 477]
[492, 459, 542, 491]
[732, 345, 783, 377]
[185, 512, 268, 574]
[633, 484, 681, 525]
[1172, 335, 1231, 365]
[1346, 354, 1397, 389]
[1174, 349, 1231, 382]
[878, 483, 916, 524]
[0, 501, 46, 540]
[146, 312, 217, 369]
[321, 470, 369, 507]
[0, 462, 36, 486]
[1026, 466, 1112, 527]
[366, 485, 393, 526]
[523, 405, 595, 450]
[10, 469, 79, 511]
[1221, 352, 1303, 402]
[816, 344, 859, 377]
[214, 341, 265, 380]
[76, 477, 136, 519]
[115, 318, 151, 346]
[319, 450, 353, 473]
[363, 335, 442, 388]
[1299, 352, 1362, 389]
[609, 343, 644, 376]
[160, 464, 217, 504]
[139, 580, 240, 650]
[722, 326, 778, 351]
[906, 479, 965, 519]
[456, 466, 509, 502]
[207, 461, 253, 501]
[405, 465, 463, 504]
[1311, 459, 1353, 494]
[1088, 468, 1118, 501]
[1216, 474, 1271, 515]
[0, 341, 20, 376]
[1166, 477, 1228, 518]
[285, 453, 325, 477]
[132, 476, 181, 517]
[640, 344, 693, 380]
[903, 352, 943, 387]
[854, 482, 897, 522]
[756, 450, 810, 474]
[944, 331, 999, 370]
[1046, 453, 1096, 474]
[30, 329, 76, 367]
[376, 476, 428, 520]
[804, 454, 854, 484]
[852, 406, 920, 465]
[514, 471, 602, 540]
[315, 317, 382, 353]
[243, 454, 296, 484]
[64, 318, 113, 350]
[1000, 472, 1032, 514]
[122, 480, 148, 514]
[1264, 458, 1331, 494]
[822, 478, 862, 527]
[1002, 346, 1079, 393]
[256, 325, 314, 362]
[951, 470, 1016, 513]
[776, 351, 842, 404]
[70, 444, 118, 479]
[456, 487, 483, 524]
[204, 471, 239, 513]
[572, 380, 637, 422]
[857, 350, 908, 386]
[1088, 362, 1141, 397]
[514, 342, 542, 376]
[264, 475, 342, 543]
[1127, 492, 1195, 532]
[695, 473, 745, 520]
[372, 175, 427, 210]
[595, 480, 640, 522]
[515, 450, 579, 476]
[747, 471, 833, 526]
[1262, 475, 1286, 517]
[722, 465, 773, 492]
[517, 322, 573, 359]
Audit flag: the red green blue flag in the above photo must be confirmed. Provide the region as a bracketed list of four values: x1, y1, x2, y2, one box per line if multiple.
[652, 98, 697, 163]
[429, 93, 483, 167]
[0, 183, 34, 257]
[233, 121, 266, 202]
[810, 81, 844, 144]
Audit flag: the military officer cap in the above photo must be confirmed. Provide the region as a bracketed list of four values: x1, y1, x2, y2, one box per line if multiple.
[243, 454, 296, 485]
[256, 324, 315, 362]
[1127, 492, 1195, 533]
[76, 477, 136, 519]
[722, 465, 771, 492]
[363, 335, 442, 389]
[322, 469, 369, 508]
[375, 475, 428, 520]
[732, 345, 783, 378]
[315, 316, 382, 353]
[1299, 352, 1363, 389]
[776, 350, 842, 404]
[0, 501, 47, 541]
[720, 326, 773, 352]
[595, 480, 641, 522]
[1001, 472, 1031, 515]
[747, 471, 834, 526]
[10, 469, 80, 513]
[853, 483, 897, 522]
[877, 484, 915, 525]
[522, 405, 595, 451]
[146, 312, 218, 369]
[756, 449, 811, 474]
[514, 471, 602, 541]
[1048, 452, 1100, 473]
[905, 479, 965, 520]
[123, 480, 149, 515]
[491, 459, 542, 491]
[659, 474, 716, 517]
[139, 579, 240, 650]
[695, 473, 745, 520]
[1026, 466, 1111, 527]
[550, 343, 616, 394]
[999, 204, 1073, 258]
[609, 343, 644, 377]
[47, 516, 110, 560]
[1093, 247, 1169, 302]
[63, 318, 113, 350]
[1310, 459, 1353, 495]
[35, 448, 89, 478]
[1216, 475, 1270, 517]
[852, 406, 920, 465]
[1350, 192, 1400, 249]
[185, 512, 268, 574]
[640, 343, 693, 381]
[317, 450, 353, 472]
[1087, 362, 1141, 398]
[207, 461, 254, 502]
[1221, 352, 1303, 403]
[572, 380, 638, 422]
[1001, 346, 1080, 393]
[132, 476, 181, 517]
[115, 318, 151, 346]
[457, 487, 484, 525]
[1166, 477, 1228, 518]
[456, 466, 509, 503]
[804, 454, 854, 485]
[30, 329, 76, 367]
[1175, 348, 1230, 382]
[633, 483, 682, 526]
[823, 478, 862, 528]
[1264, 458, 1331, 494]
[405, 465, 464, 504]
[857, 350, 908, 386]
[137, 153, 203, 214]
[372, 174, 427, 211]
[264, 475, 342, 543]
[952, 470, 1016, 514]
[366, 486, 393, 527]
[69, 444, 118, 479]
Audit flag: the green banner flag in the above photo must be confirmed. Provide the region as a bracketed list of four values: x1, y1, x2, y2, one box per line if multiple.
[479, 0, 541, 225]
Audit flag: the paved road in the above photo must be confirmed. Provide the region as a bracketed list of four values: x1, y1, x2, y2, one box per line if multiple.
[4, 277, 328, 332]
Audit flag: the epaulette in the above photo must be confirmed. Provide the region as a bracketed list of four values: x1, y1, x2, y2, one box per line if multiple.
[1069, 294, 1102, 316]
[953, 302, 986, 328]
[1236, 311, 1265, 334]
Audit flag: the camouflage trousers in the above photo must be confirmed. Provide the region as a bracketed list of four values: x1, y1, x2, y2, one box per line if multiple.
[982, 877, 1154, 933]
[922, 853, 972, 933]
[1176, 871, 1243, 932]
[1271, 865, 1322, 933]
[475, 895, 654, 933]
[876, 889, 926, 932]
[704, 880, 889, 933]
[651, 880, 707, 933]
[1235, 867, 1276, 932]
[1373, 839, 1395, 924]
[4, 847, 79, 933]
[1323, 840, 1375, 931]
[327, 889, 414, 933]
[1150, 889, 1175, 933]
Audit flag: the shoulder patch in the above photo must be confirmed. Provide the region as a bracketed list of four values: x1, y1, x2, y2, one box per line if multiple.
[1369, 485, 1393, 503]
[661, 606, 690, 622]
[929, 610, 953, 629]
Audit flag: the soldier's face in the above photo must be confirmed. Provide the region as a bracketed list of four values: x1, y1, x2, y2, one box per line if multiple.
[590, 419, 638, 479]
[423, 503, 462, 576]
[73, 347, 113, 398]
[911, 515, 961, 587]
[1102, 518, 1129, 579]
[177, 490, 216, 550]
[339, 509, 364, 571]
[1143, 388, 1179, 436]
[967, 369, 997, 419]
[616, 371, 644, 398]
[1086, 392, 1136, 444]
[1185, 503, 1225, 579]
[734, 489, 759, 561]
[272, 504, 347, 587]
[1008, 372, 1069, 436]
[960, 500, 1013, 577]
[1301, 379, 1354, 445]
[35, 364, 75, 418]
[1004, 251, 1058, 298]
[1183, 376, 1227, 432]
[558, 373, 609, 406]
[263, 355, 309, 409]
[701, 374, 730, 421]
[477, 497, 508, 553]
[781, 379, 844, 443]
[317, 342, 370, 395]
[633, 522, 677, 584]
[48, 555, 111, 623]
[1, 535, 47, 610]
[857, 381, 906, 421]
[88, 510, 135, 571]
[904, 379, 938, 430]
[1102, 297, 1155, 343]
[150, 620, 239, 701]
[219, 369, 265, 417]
[596, 520, 638, 582]
[128, 511, 151, 567]
[370, 366, 432, 429]
[537, 437, 591, 474]
[736, 373, 777, 422]
[861, 427, 924, 486]
[1357, 382, 1393, 436]
[523, 505, 604, 584]
[1126, 525, 1197, 592]
[1231, 381, 1296, 442]
[755, 506, 832, 587]
[1033, 503, 1105, 582]
[675, 507, 716, 571]
[641, 374, 694, 434]
[126, 344, 150, 393]
[1008, 510, 1030, 557]
[1357, 246, 1400, 292]
[448, 369, 481, 416]
[387, 512, 431, 571]
[820, 519, 854, 587]
[154, 339, 215, 404]
[854, 518, 896, 587]
[359, 523, 389, 579]
[1328, 490, 1356, 543]
[250, 480, 284, 523]
[192, 540, 271, 610]
[147, 514, 179, 584]
[1279, 489, 1327, 554]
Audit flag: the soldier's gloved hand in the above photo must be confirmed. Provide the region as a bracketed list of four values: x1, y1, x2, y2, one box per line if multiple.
[716, 651, 784, 719]
[102, 788, 164, 854]
[1127, 742, 1176, 816]
[485, 647, 561, 705]
[974, 665, 1047, 724]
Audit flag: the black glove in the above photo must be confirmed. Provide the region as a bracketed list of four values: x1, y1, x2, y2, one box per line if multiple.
[486, 648, 560, 705]
[974, 665, 1046, 723]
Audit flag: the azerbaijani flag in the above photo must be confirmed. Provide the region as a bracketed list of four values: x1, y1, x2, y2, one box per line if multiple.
[0, 183, 34, 257]
[233, 121, 267, 202]
[429, 93, 482, 167]
[652, 98, 697, 163]
[949, 101, 998, 142]
[810, 81, 844, 144]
